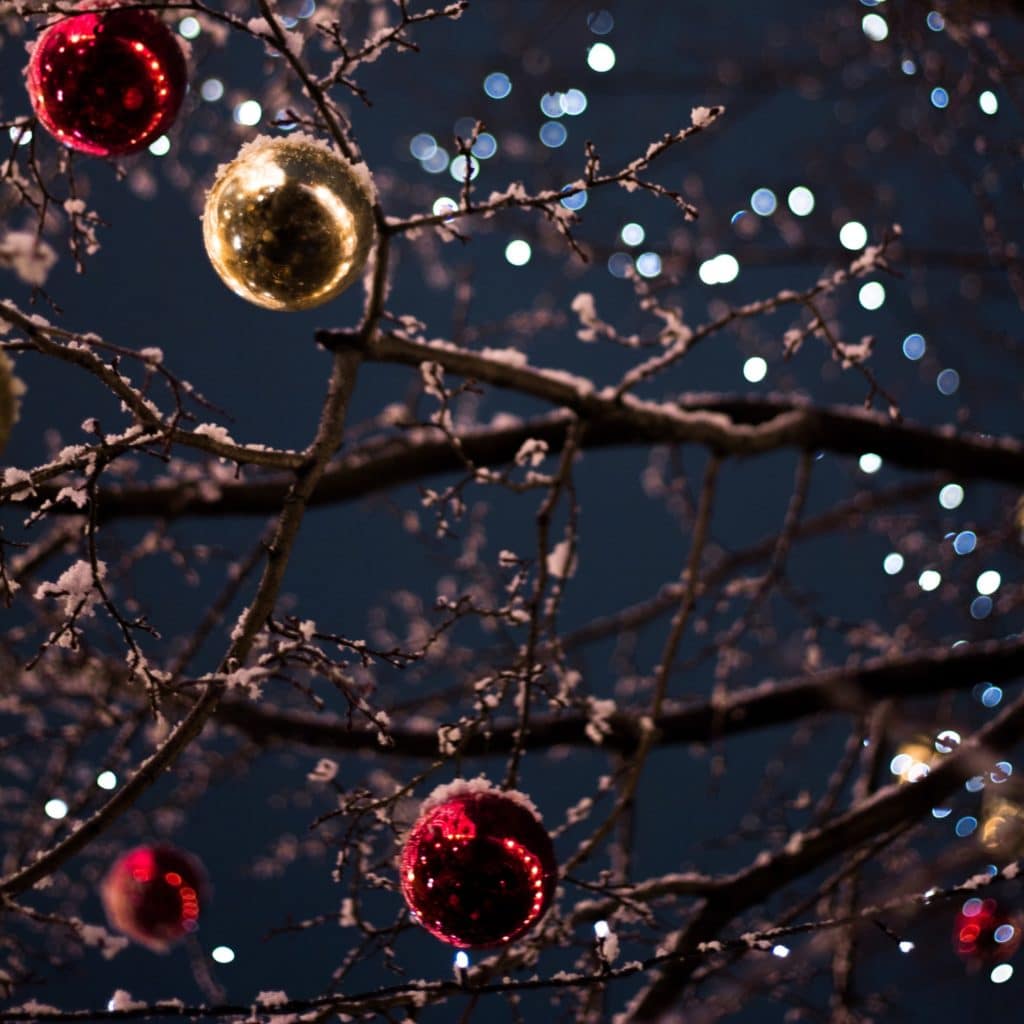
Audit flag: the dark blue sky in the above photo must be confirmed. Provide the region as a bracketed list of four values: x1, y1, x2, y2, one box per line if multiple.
[2, 1, 1023, 1021]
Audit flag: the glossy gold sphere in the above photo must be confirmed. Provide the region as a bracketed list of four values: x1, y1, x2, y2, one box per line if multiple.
[202, 136, 375, 312]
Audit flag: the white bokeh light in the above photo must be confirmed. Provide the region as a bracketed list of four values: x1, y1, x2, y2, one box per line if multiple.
[505, 240, 532, 266]
[96, 771, 117, 790]
[862, 13, 889, 42]
[939, 483, 964, 510]
[449, 154, 480, 182]
[751, 188, 777, 215]
[234, 100, 263, 126]
[212, 946, 235, 964]
[636, 252, 661, 278]
[858, 282, 886, 310]
[883, 552, 904, 575]
[787, 186, 815, 217]
[699, 254, 739, 285]
[44, 798, 68, 820]
[976, 570, 1002, 596]
[918, 569, 942, 592]
[979, 91, 999, 116]
[201, 78, 224, 102]
[839, 221, 868, 250]
[587, 43, 616, 72]
[859, 453, 882, 474]
[621, 223, 645, 247]
[743, 356, 767, 383]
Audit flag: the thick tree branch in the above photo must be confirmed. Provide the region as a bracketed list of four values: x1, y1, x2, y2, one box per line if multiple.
[357, 334, 1024, 483]
[17, 388, 1024, 523]
[215, 635, 1024, 756]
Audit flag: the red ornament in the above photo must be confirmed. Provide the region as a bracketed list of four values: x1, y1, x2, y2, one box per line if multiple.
[26, 3, 187, 157]
[100, 845, 207, 952]
[954, 897, 1021, 964]
[400, 783, 557, 948]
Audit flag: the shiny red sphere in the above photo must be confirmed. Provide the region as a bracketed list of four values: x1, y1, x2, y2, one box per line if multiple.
[400, 789, 557, 948]
[953, 898, 1021, 963]
[26, 4, 187, 157]
[100, 845, 207, 952]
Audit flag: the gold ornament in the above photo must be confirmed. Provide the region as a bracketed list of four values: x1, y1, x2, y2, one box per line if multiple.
[202, 135, 375, 312]
[0, 350, 24, 455]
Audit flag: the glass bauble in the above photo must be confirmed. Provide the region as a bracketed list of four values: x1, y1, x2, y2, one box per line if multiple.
[202, 135, 375, 311]
[400, 783, 557, 948]
[26, 3, 187, 157]
[100, 844, 208, 952]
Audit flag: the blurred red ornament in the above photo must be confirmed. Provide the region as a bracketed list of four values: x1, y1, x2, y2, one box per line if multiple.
[26, 3, 187, 157]
[400, 783, 557, 948]
[101, 845, 208, 952]
[954, 897, 1021, 964]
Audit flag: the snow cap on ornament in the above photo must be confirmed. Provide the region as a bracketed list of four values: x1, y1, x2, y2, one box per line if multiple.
[100, 844, 209, 952]
[202, 134, 376, 312]
[26, 2, 188, 157]
[0, 351, 25, 455]
[400, 777, 557, 948]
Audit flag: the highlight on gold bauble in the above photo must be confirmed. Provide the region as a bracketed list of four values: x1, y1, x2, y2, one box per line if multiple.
[202, 135, 376, 312]
[399, 778, 557, 949]
[100, 844, 209, 952]
[0, 351, 25, 455]
[26, 2, 188, 157]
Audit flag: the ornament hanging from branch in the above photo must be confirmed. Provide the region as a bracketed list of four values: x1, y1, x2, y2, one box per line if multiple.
[100, 845, 208, 952]
[26, 3, 188, 157]
[400, 779, 558, 948]
[202, 135, 376, 312]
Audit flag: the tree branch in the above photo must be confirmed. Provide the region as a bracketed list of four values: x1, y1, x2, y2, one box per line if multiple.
[17, 388, 1024, 524]
[215, 635, 1024, 757]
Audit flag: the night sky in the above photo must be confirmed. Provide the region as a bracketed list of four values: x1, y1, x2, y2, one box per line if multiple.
[2, 1, 1023, 1021]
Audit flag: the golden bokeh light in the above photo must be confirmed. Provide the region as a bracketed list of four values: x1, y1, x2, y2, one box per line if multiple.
[981, 793, 1024, 855]
[0, 350, 24, 455]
